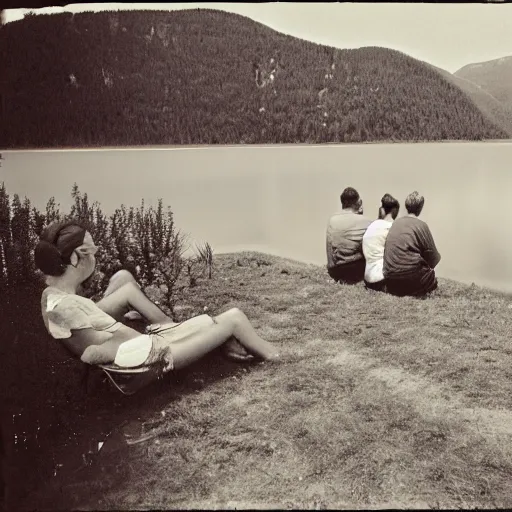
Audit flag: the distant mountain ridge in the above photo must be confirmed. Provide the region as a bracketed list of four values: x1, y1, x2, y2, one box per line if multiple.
[429, 63, 512, 137]
[0, 8, 509, 148]
[455, 56, 512, 109]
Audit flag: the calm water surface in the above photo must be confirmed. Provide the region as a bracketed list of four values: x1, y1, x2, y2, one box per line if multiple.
[2, 142, 511, 292]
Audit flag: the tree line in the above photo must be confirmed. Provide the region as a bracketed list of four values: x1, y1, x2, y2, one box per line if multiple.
[0, 9, 508, 148]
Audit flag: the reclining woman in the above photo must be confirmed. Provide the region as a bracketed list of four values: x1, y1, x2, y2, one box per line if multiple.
[362, 193, 400, 292]
[35, 220, 280, 373]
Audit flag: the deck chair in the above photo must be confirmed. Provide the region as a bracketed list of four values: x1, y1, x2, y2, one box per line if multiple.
[48, 310, 170, 395]
[96, 362, 168, 396]
[52, 337, 168, 396]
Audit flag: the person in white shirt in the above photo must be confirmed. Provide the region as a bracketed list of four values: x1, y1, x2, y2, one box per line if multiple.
[362, 194, 400, 292]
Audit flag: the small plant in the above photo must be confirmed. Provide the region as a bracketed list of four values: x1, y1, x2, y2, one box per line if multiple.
[185, 258, 200, 288]
[152, 231, 188, 320]
[195, 241, 214, 279]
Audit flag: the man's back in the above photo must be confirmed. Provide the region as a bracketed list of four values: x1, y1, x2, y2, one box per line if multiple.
[383, 216, 440, 278]
[326, 211, 372, 269]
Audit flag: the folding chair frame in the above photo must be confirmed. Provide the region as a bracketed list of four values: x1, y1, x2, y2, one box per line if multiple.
[97, 363, 168, 396]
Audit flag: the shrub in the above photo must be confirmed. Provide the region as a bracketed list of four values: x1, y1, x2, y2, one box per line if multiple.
[0, 182, 206, 315]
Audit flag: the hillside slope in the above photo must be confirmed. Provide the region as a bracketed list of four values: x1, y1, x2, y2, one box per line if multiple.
[455, 56, 512, 110]
[0, 9, 509, 148]
[430, 64, 512, 137]
[8, 253, 512, 510]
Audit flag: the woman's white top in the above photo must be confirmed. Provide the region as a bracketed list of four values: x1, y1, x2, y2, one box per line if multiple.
[41, 287, 122, 339]
[362, 219, 393, 283]
[41, 287, 152, 367]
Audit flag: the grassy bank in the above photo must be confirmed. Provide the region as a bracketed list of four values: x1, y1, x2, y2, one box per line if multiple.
[15, 252, 512, 510]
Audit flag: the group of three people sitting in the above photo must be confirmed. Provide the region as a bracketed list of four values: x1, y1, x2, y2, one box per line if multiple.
[326, 187, 441, 297]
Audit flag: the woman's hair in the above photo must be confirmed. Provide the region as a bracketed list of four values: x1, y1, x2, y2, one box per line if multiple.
[405, 191, 425, 215]
[381, 193, 400, 215]
[34, 220, 87, 276]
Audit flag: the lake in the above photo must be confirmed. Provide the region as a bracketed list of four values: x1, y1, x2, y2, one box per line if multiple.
[1, 142, 511, 292]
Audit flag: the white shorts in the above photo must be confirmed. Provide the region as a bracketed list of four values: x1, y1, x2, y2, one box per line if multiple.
[114, 314, 215, 369]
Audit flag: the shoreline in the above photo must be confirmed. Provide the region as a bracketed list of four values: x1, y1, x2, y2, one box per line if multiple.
[216, 249, 512, 298]
[3, 139, 512, 154]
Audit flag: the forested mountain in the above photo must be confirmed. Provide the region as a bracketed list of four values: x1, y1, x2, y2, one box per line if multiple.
[455, 56, 512, 110]
[0, 9, 509, 148]
[430, 64, 512, 137]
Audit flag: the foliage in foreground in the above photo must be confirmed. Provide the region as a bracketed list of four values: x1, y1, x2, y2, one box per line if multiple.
[0, 182, 213, 316]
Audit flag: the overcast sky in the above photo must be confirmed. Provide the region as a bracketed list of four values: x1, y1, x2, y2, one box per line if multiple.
[3, 2, 512, 73]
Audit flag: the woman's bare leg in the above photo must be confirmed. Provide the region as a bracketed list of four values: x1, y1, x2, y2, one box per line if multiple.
[101, 270, 145, 321]
[215, 308, 279, 360]
[171, 308, 279, 370]
[103, 269, 140, 298]
[96, 271, 172, 324]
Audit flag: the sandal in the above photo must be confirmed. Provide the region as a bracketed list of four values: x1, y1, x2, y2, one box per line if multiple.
[222, 338, 255, 362]
[224, 351, 255, 362]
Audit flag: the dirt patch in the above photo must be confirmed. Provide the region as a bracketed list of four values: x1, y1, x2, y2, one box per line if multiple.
[327, 346, 512, 439]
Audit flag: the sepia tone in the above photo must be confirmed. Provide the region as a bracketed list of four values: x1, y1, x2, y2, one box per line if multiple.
[1, 3, 512, 511]
[1, 6, 512, 148]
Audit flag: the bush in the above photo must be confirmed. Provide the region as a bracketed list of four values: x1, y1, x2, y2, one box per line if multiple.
[0, 182, 209, 316]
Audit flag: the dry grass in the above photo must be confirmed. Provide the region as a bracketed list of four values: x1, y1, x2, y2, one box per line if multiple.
[18, 252, 512, 510]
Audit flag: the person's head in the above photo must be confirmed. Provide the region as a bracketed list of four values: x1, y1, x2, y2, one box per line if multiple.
[381, 193, 400, 220]
[34, 220, 98, 282]
[405, 191, 425, 217]
[340, 187, 363, 213]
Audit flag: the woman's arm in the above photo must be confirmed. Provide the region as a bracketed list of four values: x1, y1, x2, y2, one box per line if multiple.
[81, 339, 124, 365]
[60, 324, 141, 359]
[60, 328, 114, 358]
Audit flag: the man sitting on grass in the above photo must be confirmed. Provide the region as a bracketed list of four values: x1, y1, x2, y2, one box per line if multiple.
[383, 191, 441, 297]
[326, 187, 372, 284]
[362, 193, 400, 292]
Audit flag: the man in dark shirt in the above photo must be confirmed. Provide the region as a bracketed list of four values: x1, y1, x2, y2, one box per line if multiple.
[326, 187, 372, 284]
[383, 191, 441, 297]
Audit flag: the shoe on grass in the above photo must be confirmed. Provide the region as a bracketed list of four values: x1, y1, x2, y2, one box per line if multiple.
[222, 337, 255, 362]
